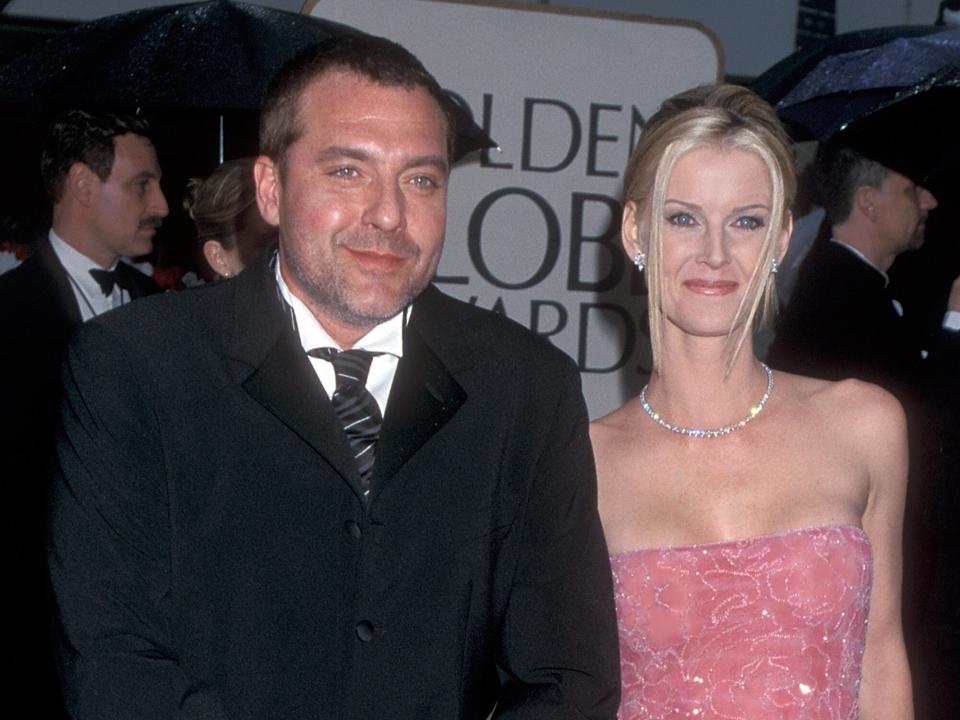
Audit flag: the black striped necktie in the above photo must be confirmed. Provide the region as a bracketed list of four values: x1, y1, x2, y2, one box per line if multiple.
[308, 348, 382, 499]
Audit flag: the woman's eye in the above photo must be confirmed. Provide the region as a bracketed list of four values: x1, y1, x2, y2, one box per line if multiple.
[666, 212, 696, 227]
[734, 215, 765, 230]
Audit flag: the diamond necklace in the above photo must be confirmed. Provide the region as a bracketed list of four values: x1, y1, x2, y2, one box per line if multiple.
[639, 363, 774, 439]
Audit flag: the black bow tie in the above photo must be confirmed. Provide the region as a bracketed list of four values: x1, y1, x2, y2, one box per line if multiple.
[89, 267, 131, 296]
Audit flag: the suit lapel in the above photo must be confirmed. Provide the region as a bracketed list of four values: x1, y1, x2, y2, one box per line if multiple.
[373, 289, 467, 487]
[226, 267, 470, 498]
[228, 257, 363, 495]
[36, 236, 82, 328]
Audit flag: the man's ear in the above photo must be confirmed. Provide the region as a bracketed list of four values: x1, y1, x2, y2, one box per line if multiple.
[66, 162, 96, 206]
[254, 156, 281, 227]
[854, 186, 877, 222]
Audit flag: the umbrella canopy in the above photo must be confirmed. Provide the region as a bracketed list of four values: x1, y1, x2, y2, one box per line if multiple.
[777, 30, 960, 106]
[752, 24, 944, 106]
[0, 1, 355, 111]
[0, 0, 494, 158]
[768, 27, 960, 141]
[839, 68, 960, 190]
[756, 28, 960, 140]
[752, 24, 960, 193]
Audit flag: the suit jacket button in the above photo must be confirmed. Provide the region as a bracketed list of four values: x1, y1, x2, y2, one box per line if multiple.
[344, 520, 362, 538]
[355, 621, 374, 642]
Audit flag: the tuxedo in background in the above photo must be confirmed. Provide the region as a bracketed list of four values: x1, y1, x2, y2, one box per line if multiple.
[767, 237, 924, 394]
[0, 235, 160, 719]
[48, 255, 620, 719]
[2, 108, 167, 719]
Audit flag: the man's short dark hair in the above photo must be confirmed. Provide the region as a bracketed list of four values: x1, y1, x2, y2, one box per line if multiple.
[40, 110, 154, 203]
[815, 140, 890, 225]
[259, 34, 456, 168]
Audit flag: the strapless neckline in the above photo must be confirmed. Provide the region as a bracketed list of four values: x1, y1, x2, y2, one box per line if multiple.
[611, 523, 871, 719]
[610, 523, 866, 558]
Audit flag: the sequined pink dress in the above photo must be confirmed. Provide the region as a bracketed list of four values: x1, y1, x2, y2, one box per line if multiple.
[610, 525, 871, 720]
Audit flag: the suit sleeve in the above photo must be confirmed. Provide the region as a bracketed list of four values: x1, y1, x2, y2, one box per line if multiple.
[493, 360, 621, 720]
[47, 322, 228, 720]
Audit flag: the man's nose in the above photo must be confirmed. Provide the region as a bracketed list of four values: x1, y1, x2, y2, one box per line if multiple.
[151, 184, 169, 218]
[362, 180, 404, 233]
[918, 186, 938, 212]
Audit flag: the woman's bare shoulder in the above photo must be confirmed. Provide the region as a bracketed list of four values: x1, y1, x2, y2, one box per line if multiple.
[589, 398, 654, 467]
[777, 371, 907, 452]
[591, 398, 641, 438]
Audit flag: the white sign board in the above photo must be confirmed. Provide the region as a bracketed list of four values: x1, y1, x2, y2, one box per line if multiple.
[307, 0, 720, 418]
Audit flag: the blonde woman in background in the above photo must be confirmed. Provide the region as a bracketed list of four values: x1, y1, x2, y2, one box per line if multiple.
[185, 157, 277, 278]
[591, 84, 911, 720]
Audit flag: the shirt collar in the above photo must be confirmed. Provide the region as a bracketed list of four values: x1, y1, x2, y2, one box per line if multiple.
[829, 238, 890, 287]
[49, 229, 119, 295]
[274, 258, 405, 358]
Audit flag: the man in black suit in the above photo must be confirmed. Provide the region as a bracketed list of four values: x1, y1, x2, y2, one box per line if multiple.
[48, 36, 620, 720]
[0, 110, 166, 719]
[767, 140, 950, 392]
[767, 139, 960, 719]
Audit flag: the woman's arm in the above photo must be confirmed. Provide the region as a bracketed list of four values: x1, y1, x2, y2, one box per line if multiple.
[856, 381, 913, 720]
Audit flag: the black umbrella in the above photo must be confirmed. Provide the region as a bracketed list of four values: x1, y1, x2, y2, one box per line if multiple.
[767, 27, 960, 141]
[838, 66, 960, 190]
[0, 0, 493, 159]
[751, 24, 960, 193]
[0, 1, 356, 110]
[752, 24, 944, 107]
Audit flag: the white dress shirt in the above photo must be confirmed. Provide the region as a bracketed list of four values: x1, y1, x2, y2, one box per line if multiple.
[275, 261, 405, 417]
[49, 229, 127, 321]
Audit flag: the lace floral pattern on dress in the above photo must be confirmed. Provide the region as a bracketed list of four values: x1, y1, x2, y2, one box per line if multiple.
[611, 525, 871, 720]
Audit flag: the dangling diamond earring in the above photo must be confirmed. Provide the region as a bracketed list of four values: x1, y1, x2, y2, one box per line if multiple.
[770, 257, 779, 275]
[633, 250, 646, 272]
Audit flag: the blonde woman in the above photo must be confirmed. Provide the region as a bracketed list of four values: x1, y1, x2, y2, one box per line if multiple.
[591, 85, 911, 720]
[185, 157, 277, 278]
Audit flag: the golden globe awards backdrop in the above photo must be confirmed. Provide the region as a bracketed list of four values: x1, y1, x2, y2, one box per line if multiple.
[305, 0, 721, 418]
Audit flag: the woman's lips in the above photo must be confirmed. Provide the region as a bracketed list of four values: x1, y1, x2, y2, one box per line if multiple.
[682, 279, 739, 295]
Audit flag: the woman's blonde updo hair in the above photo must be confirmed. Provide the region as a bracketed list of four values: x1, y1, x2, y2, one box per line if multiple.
[623, 83, 796, 374]
[184, 157, 258, 248]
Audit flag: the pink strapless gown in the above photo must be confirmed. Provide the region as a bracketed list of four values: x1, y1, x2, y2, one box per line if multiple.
[610, 525, 871, 720]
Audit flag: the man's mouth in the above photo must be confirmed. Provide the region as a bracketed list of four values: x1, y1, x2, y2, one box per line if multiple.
[345, 247, 408, 272]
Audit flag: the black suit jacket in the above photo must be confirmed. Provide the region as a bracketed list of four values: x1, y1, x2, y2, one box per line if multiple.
[48, 255, 621, 720]
[767, 237, 925, 395]
[0, 237, 160, 445]
[0, 236, 159, 719]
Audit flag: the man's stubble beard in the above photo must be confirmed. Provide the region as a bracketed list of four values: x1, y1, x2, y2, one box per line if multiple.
[282, 231, 440, 330]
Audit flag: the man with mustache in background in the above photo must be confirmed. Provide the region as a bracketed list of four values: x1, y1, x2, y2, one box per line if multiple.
[0, 109, 167, 719]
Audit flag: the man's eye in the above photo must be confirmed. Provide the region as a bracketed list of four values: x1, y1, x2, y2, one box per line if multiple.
[410, 175, 438, 189]
[331, 166, 359, 178]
